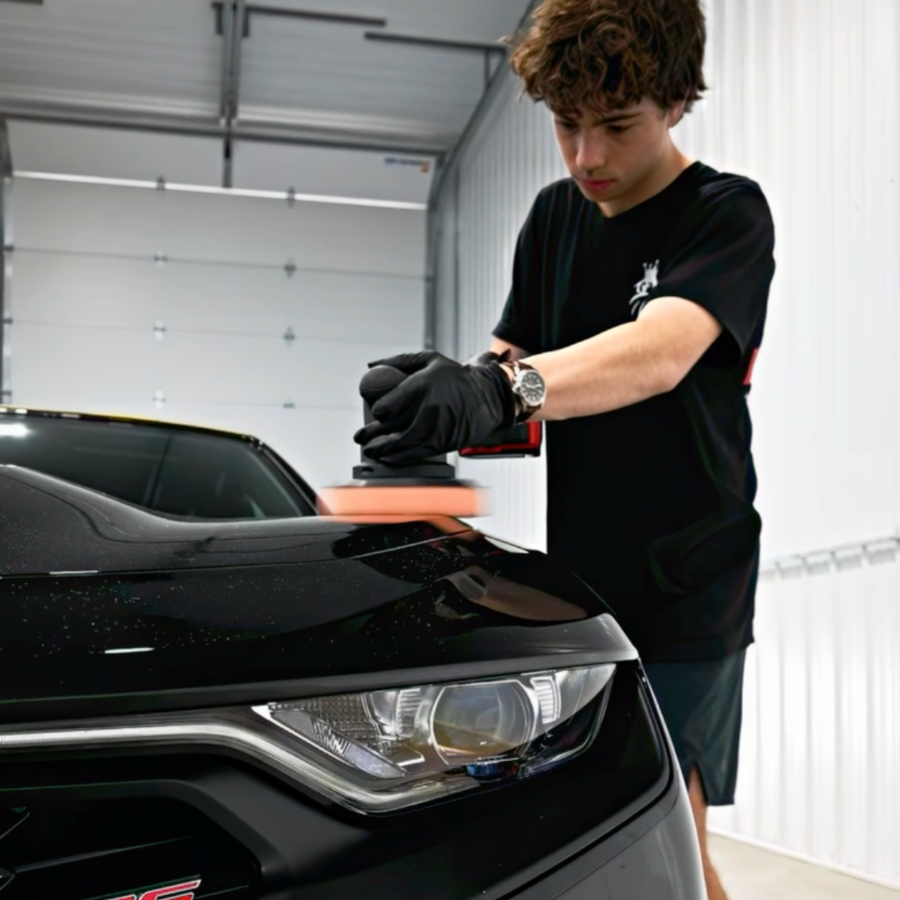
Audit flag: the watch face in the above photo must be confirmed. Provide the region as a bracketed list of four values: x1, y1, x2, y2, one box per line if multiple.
[519, 369, 546, 406]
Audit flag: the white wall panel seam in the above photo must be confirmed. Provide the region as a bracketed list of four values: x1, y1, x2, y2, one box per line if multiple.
[11, 247, 426, 282]
[10, 321, 410, 350]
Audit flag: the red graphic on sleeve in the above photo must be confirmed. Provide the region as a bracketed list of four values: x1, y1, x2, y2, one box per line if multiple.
[743, 348, 760, 386]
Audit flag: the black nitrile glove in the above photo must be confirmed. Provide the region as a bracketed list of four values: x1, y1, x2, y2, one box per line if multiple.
[464, 348, 511, 367]
[353, 351, 516, 464]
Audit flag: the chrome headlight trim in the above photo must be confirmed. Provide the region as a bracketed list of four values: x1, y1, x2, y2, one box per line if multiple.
[0, 715, 473, 813]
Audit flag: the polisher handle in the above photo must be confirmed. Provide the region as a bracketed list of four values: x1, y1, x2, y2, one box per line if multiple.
[355, 364, 455, 478]
[359, 364, 407, 424]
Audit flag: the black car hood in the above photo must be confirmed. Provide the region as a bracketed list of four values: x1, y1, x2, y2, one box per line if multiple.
[0, 465, 469, 575]
[0, 466, 631, 722]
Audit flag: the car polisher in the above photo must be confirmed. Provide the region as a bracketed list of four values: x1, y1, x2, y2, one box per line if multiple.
[318, 364, 489, 517]
[318, 363, 544, 518]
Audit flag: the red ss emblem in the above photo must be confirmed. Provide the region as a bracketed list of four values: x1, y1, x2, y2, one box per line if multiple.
[107, 879, 201, 900]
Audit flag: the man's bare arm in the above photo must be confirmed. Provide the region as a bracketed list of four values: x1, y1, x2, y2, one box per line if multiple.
[520, 297, 723, 421]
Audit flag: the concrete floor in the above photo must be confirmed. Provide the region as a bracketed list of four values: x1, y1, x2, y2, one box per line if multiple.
[709, 835, 900, 900]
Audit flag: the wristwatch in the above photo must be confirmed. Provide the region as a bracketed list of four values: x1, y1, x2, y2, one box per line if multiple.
[501, 359, 546, 422]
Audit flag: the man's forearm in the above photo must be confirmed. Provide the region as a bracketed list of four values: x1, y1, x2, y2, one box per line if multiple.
[505, 297, 724, 421]
[523, 320, 673, 420]
[487, 333, 665, 418]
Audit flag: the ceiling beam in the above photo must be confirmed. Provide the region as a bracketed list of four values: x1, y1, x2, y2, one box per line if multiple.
[212, 2, 386, 37]
[0, 119, 10, 405]
[364, 32, 507, 54]
[0, 119, 11, 178]
[219, 0, 246, 187]
[0, 103, 449, 157]
[225, 0, 246, 125]
[218, 0, 235, 122]
[246, 5, 386, 29]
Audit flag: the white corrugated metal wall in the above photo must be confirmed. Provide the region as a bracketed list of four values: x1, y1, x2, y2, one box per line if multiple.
[431, 0, 900, 887]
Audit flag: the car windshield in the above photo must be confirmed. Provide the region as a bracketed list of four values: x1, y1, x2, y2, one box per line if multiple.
[0, 415, 316, 520]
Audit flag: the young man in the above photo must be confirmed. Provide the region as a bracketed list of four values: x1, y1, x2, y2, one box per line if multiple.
[355, 3, 775, 897]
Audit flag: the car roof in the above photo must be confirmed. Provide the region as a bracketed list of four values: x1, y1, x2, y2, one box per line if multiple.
[0, 404, 260, 444]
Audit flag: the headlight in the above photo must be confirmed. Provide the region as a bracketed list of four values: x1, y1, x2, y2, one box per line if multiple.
[0, 665, 615, 815]
[254, 664, 615, 801]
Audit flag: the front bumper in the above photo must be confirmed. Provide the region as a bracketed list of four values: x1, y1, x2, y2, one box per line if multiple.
[510, 754, 705, 899]
[0, 664, 705, 900]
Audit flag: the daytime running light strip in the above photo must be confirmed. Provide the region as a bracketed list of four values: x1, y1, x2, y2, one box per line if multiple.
[13, 171, 427, 211]
[0, 718, 470, 813]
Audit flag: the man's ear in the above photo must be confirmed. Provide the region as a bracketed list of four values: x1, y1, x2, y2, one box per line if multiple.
[667, 100, 687, 128]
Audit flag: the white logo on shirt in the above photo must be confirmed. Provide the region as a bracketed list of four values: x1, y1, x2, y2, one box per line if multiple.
[629, 260, 660, 316]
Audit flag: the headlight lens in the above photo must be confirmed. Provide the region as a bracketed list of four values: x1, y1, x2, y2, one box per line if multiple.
[253, 664, 615, 793]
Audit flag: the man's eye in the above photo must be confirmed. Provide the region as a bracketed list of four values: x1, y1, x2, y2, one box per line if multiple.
[608, 125, 631, 135]
[556, 121, 578, 132]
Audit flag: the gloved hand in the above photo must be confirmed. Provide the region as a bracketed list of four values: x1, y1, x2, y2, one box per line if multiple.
[353, 351, 516, 464]
[464, 348, 511, 367]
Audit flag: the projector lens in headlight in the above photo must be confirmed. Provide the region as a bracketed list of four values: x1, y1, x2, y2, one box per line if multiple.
[253, 664, 615, 794]
[432, 680, 534, 762]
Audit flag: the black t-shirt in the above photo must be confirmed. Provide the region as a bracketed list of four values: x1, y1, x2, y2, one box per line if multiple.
[493, 162, 776, 663]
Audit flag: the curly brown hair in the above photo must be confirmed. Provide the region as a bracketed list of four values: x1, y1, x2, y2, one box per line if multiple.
[506, 0, 708, 117]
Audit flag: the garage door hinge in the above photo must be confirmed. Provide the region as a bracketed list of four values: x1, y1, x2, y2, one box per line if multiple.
[154, 251, 168, 266]
[284, 259, 296, 278]
[286, 187, 296, 207]
[154, 321, 166, 341]
[283, 326, 296, 346]
[153, 390, 166, 409]
[156, 176, 167, 191]
[283, 399, 296, 409]
[2, 316, 11, 326]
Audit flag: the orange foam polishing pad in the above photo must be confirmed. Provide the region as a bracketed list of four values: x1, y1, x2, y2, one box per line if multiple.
[318, 484, 488, 517]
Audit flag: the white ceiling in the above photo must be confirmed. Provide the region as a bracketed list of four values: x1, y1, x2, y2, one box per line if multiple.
[0, 0, 534, 154]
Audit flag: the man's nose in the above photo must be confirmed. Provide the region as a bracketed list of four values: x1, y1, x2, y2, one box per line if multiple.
[575, 132, 609, 173]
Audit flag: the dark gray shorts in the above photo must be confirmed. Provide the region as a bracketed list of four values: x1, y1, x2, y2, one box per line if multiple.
[643, 649, 746, 806]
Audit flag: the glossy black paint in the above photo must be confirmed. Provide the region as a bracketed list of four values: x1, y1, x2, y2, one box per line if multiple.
[0, 405, 321, 517]
[0, 416, 704, 900]
[0, 465, 627, 717]
[0, 465, 442, 575]
[0, 797, 259, 900]
[0, 667, 672, 900]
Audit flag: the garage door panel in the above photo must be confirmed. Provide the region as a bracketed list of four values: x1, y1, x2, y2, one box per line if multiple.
[11, 123, 223, 186]
[150, 332, 410, 408]
[14, 180, 426, 276]
[9, 177, 425, 493]
[11, 322, 411, 412]
[12, 252, 424, 346]
[11, 323, 164, 410]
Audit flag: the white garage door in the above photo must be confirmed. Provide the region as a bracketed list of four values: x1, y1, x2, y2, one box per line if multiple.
[5, 176, 425, 493]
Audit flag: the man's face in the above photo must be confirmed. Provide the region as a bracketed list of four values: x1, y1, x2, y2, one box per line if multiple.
[551, 97, 686, 215]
